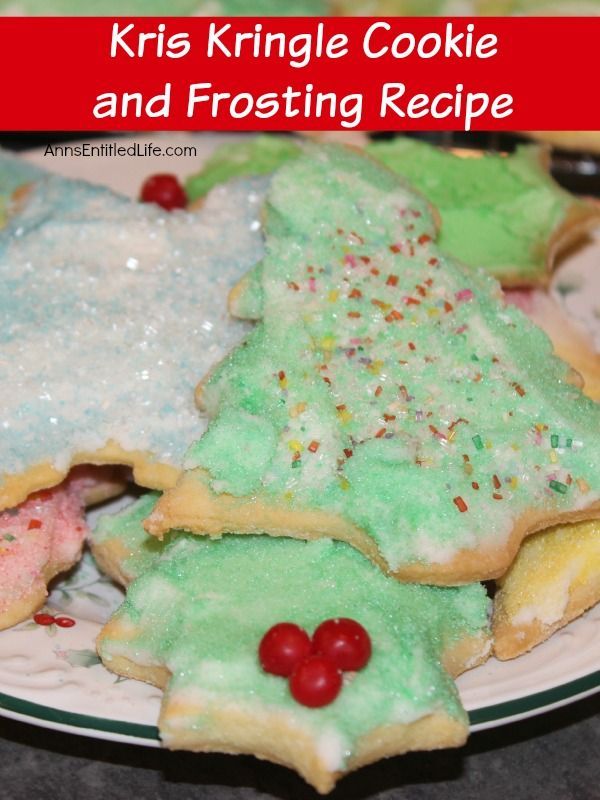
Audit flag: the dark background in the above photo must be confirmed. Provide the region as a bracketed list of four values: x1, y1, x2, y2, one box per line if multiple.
[1, 694, 598, 800]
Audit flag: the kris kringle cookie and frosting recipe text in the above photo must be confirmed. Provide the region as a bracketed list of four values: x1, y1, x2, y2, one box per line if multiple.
[94, 20, 514, 130]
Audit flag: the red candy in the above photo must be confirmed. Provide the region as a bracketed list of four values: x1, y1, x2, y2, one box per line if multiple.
[140, 174, 187, 211]
[312, 618, 372, 672]
[259, 617, 372, 708]
[259, 622, 312, 677]
[289, 656, 342, 708]
[33, 613, 55, 626]
[54, 616, 76, 628]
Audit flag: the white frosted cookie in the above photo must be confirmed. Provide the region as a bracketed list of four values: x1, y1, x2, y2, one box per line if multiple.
[97, 494, 491, 794]
[0, 174, 266, 510]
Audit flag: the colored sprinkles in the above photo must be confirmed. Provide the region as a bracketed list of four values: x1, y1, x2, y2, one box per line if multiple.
[549, 480, 568, 495]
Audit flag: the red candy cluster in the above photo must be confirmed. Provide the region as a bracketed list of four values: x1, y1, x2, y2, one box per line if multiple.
[258, 618, 371, 708]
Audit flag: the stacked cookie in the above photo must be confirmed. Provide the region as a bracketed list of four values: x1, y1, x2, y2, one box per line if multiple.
[0, 156, 265, 624]
[1, 139, 599, 793]
[182, 134, 600, 661]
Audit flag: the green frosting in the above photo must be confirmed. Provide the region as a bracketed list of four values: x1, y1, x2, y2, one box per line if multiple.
[93, 492, 176, 584]
[98, 494, 490, 770]
[369, 139, 581, 284]
[185, 135, 584, 283]
[181, 145, 600, 574]
[185, 136, 299, 204]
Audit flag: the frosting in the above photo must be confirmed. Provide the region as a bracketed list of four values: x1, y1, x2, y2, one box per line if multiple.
[497, 519, 600, 627]
[94, 491, 175, 584]
[0, 475, 89, 618]
[0, 147, 44, 227]
[185, 136, 300, 205]
[98, 494, 490, 771]
[369, 139, 586, 283]
[185, 136, 589, 284]
[178, 145, 600, 572]
[0, 175, 266, 496]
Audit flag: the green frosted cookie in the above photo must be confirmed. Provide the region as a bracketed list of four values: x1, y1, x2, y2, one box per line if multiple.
[368, 138, 598, 287]
[92, 491, 174, 586]
[148, 144, 600, 585]
[98, 494, 490, 794]
[185, 135, 598, 286]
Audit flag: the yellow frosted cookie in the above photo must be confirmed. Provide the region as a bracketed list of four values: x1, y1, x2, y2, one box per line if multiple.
[493, 520, 600, 659]
[494, 290, 600, 657]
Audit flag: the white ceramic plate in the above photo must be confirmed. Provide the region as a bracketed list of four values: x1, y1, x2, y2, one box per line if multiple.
[0, 134, 598, 746]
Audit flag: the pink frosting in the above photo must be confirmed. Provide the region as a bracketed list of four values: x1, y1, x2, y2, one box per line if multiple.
[504, 288, 536, 315]
[0, 474, 90, 616]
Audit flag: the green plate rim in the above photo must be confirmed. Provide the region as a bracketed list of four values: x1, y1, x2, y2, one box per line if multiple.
[1, 668, 599, 741]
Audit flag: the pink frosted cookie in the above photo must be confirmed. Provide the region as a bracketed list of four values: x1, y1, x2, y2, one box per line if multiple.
[0, 467, 119, 631]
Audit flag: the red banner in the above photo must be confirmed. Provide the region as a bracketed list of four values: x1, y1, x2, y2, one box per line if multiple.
[0, 16, 598, 131]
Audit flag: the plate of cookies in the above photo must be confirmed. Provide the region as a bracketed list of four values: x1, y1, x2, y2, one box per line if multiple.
[0, 133, 598, 795]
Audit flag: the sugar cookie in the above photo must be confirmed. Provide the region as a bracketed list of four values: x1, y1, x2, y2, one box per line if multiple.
[185, 136, 599, 288]
[493, 289, 600, 657]
[0, 466, 123, 631]
[493, 519, 600, 659]
[98, 494, 490, 794]
[147, 145, 600, 585]
[0, 174, 266, 511]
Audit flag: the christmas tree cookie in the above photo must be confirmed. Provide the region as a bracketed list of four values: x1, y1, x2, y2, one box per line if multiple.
[97, 494, 490, 793]
[185, 136, 599, 287]
[147, 145, 600, 584]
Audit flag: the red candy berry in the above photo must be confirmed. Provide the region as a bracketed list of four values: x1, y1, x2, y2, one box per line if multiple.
[289, 656, 342, 708]
[33, 613, 55, 626]
[312, 618, 371, 672]
[54, 616, 76, 628]
[259, 622, 312, 677]
[140, 174, 187, 211]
